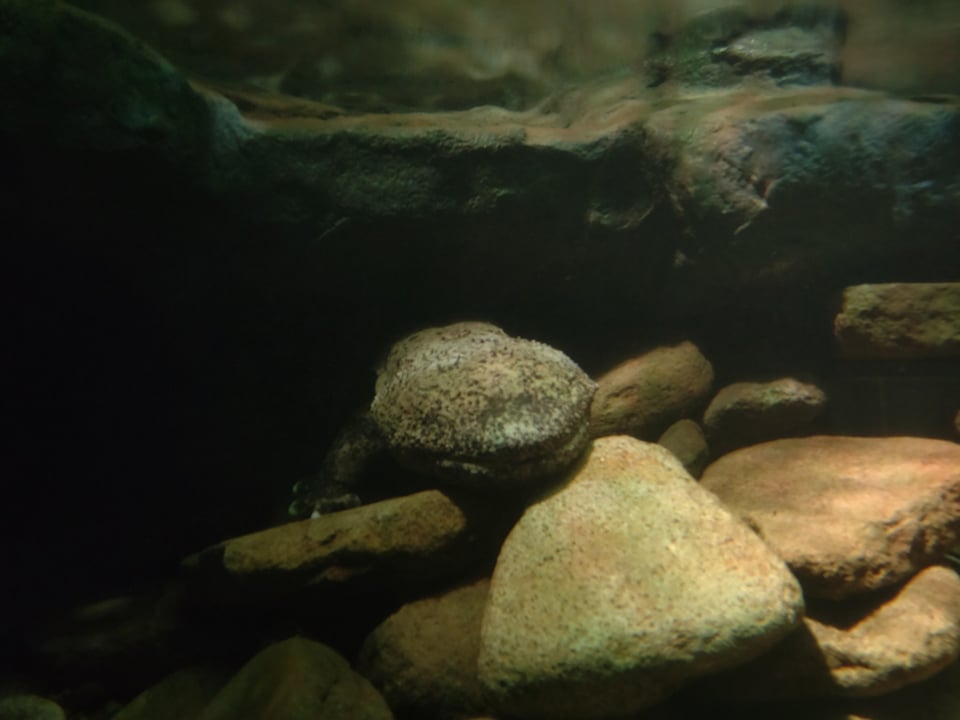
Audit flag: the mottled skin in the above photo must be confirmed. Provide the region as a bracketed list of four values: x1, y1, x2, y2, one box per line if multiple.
[291, 322, 596, 517]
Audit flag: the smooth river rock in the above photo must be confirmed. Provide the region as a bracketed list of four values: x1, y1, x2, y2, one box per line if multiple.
[478, 436, 803, 720]
[701, 436, 960, 599]
[589, 342, 714, 440]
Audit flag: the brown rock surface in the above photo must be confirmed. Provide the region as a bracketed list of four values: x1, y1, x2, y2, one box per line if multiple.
[702, 565, 960, 701]
[182, 490, 470, 598]
[701, 436, 960, 598]
[702, 377, 827, 453]
[478, 436, 803, 719]
[834, 283, 960, 359]
[590, 342, 714, 440]
[358, 579, 491, 720]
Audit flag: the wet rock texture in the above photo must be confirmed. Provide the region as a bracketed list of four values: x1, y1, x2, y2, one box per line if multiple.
[701, 436, 960, 599]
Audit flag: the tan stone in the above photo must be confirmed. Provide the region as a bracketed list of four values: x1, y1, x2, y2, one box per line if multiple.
[478, 436, 803, 720]
[590, 342, 714, 440]
[702, 565, 960, 702]
[701, 436, 960, 598]
[702, 377, 827, 453]
[358, 579, 491, 720]
[657, 418, 709, 478]
[834, 283, 960, 359]
[182, 490, 469, 597]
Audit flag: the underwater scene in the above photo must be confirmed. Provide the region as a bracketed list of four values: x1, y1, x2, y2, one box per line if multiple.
[2, 0, 960, 718]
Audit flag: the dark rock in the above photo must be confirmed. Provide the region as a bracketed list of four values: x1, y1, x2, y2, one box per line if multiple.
[0, 695, 65, 720]
[111, 666, 229, 720]
[195, 637, 392, 720]
[26, 588, 186, 692]
[702, 377, 827, 454]
[0, 0, 208, 160]
[834, 283, 960, 360]
[648, 5, 846, 89]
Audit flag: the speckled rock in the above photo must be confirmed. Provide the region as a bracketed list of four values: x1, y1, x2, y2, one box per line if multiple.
[701, 436, 960, 599]
[358, 579, 492, 720]
[589, 342, 714, 440]
[478, 435, 803, 720]
[701, 565, 960, 701]
[657, 419, 709, 478]
[834, 283, 960, 359]
[702, 377, 827, 453]
[371, 322, 596, 487]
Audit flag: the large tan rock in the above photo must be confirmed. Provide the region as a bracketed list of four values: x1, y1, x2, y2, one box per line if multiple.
[371, 322, 596, 486]
[702, 377, 827, 453]
[478, 436, 803, 720]
[590, 342, 714, 440]
[358, 579, 492, 720]
[182, 490, 470, 598]
[834, 283, 960, 359]
[702, 565, 960, 701]
[701, 436, 960, 599]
